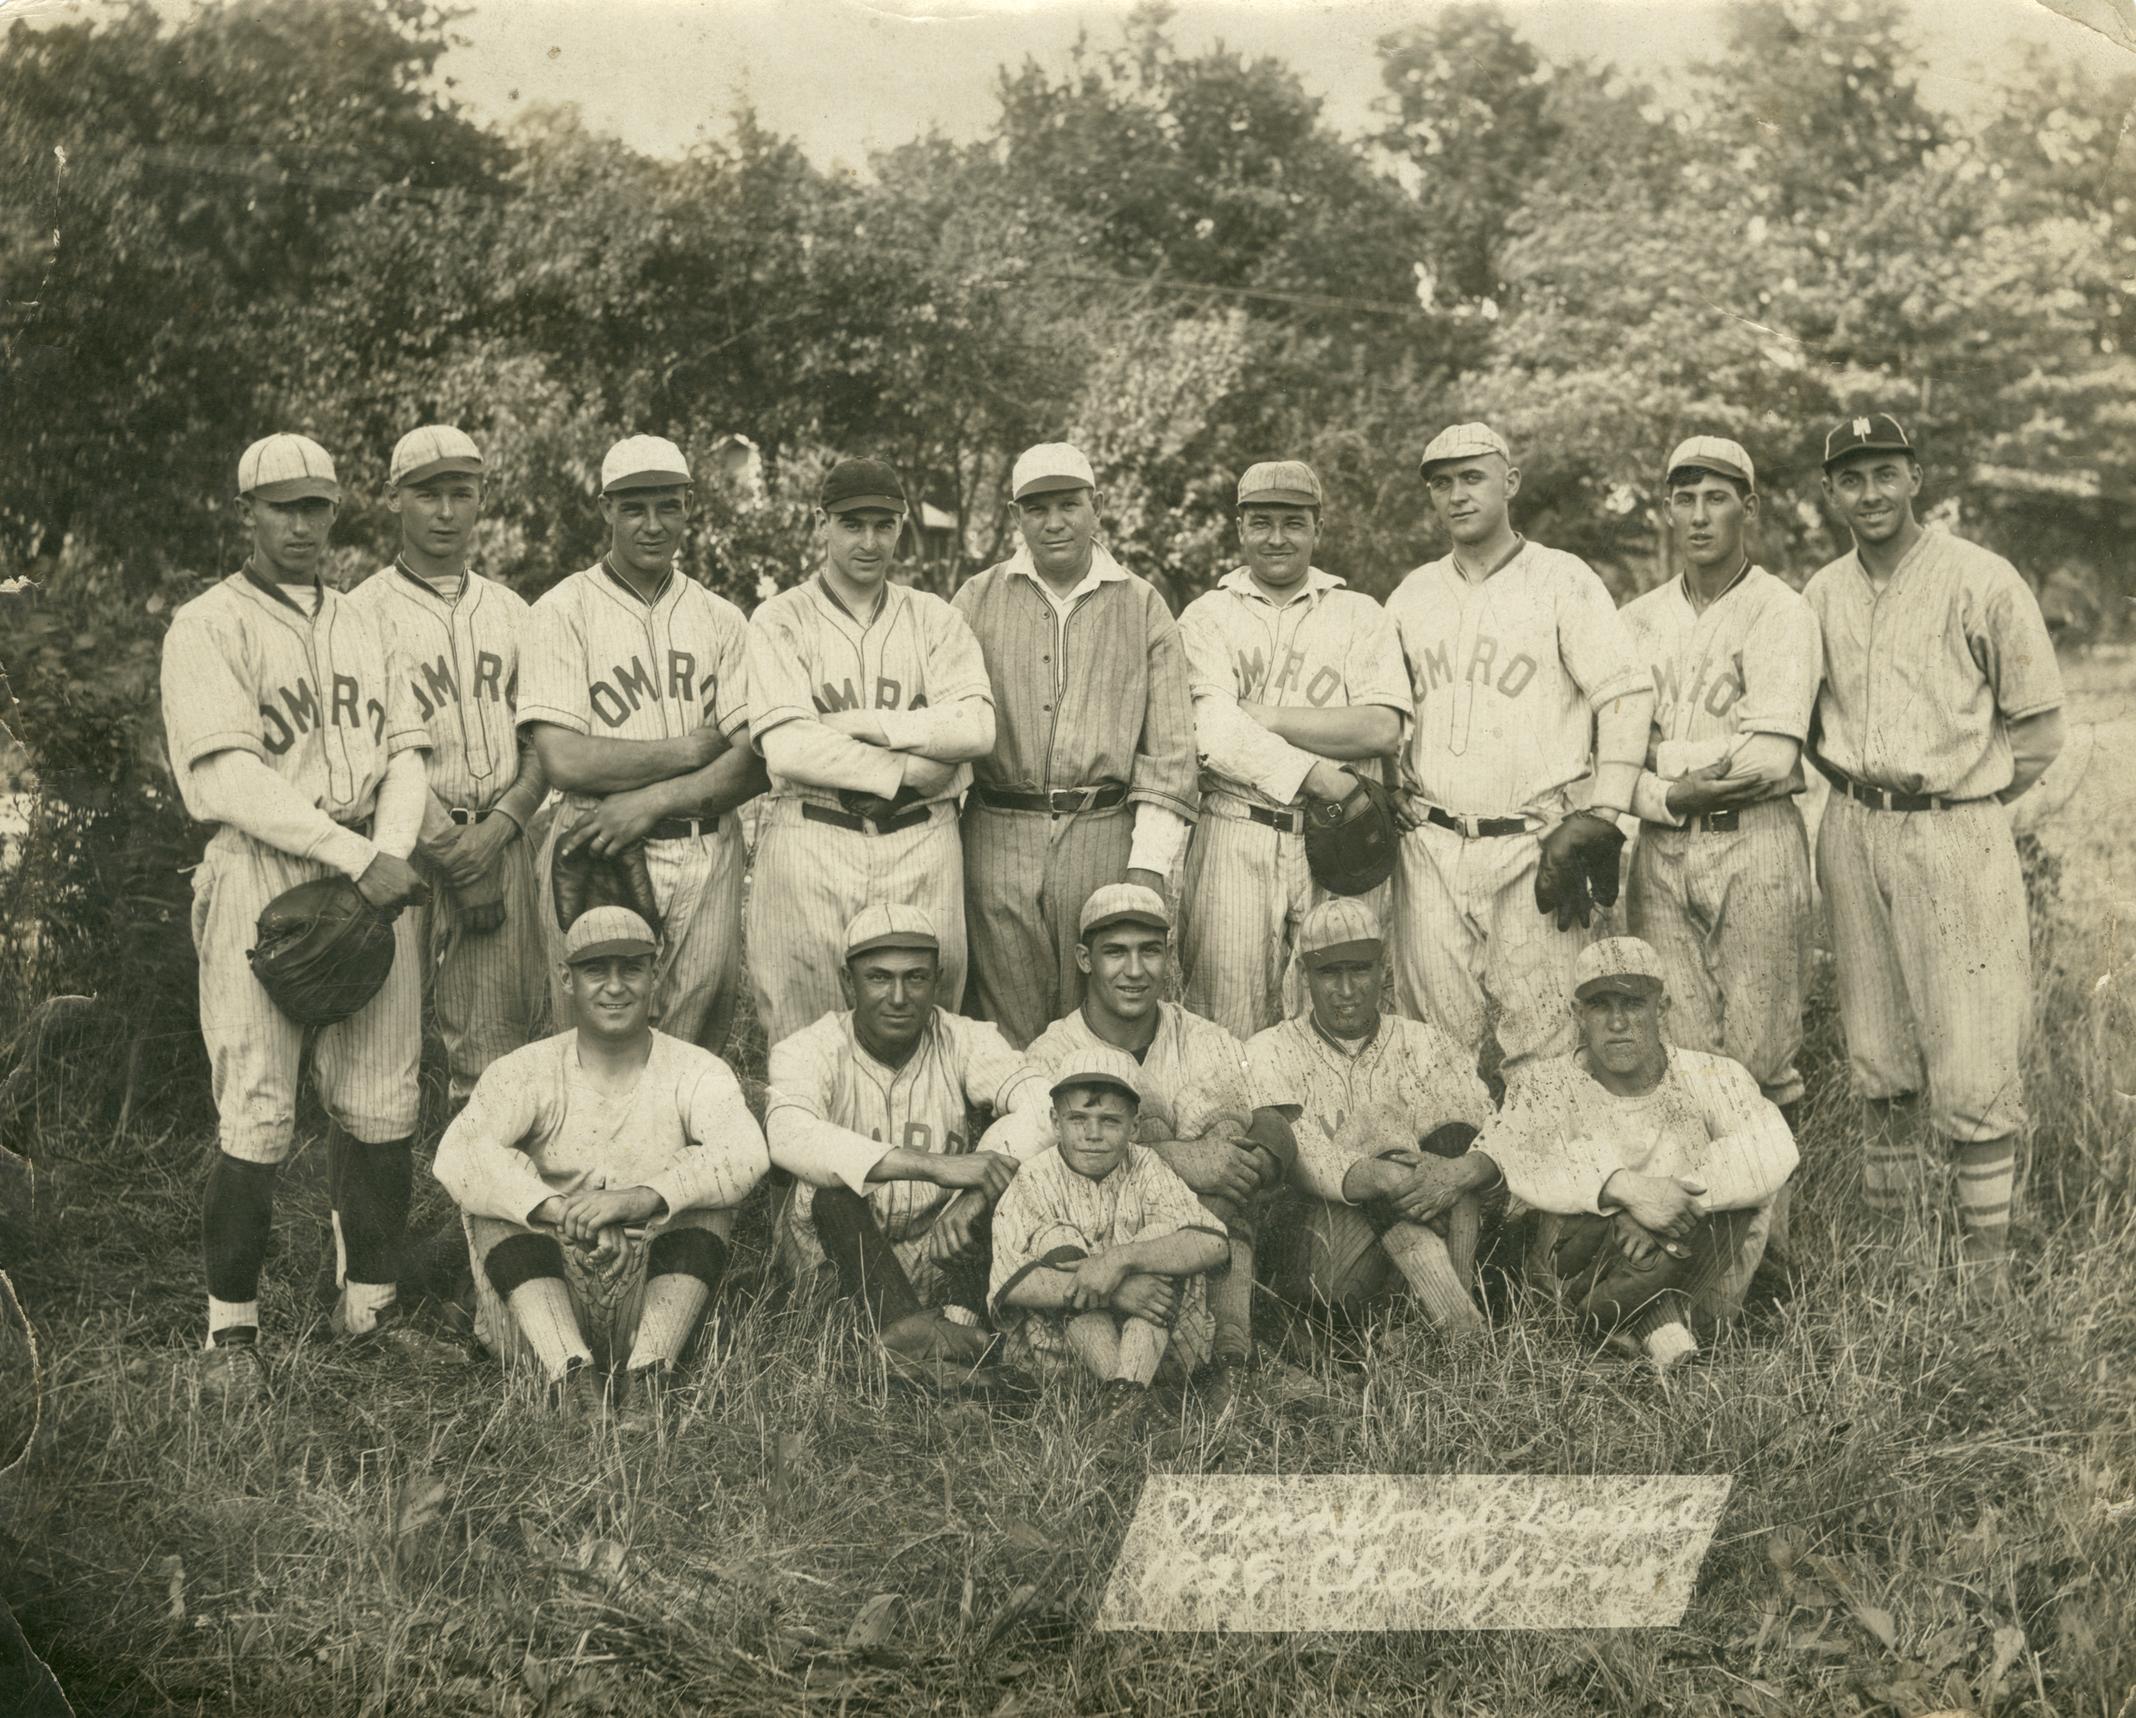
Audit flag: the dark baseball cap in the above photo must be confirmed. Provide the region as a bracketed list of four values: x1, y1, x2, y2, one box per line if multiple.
[820, 458, 908, 516]
[1822, 413, 1914, 470]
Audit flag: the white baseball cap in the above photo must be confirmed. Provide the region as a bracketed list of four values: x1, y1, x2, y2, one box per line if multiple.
[1011, 442, 1096, 501]
[564, 905, 658, 965]
[390, 424, 484, 488]
[1297, 898, 1383, 968]
[238, 433, 340, 503]
[601, 435, 692, 495]
[1665, 435, 1755, 492]
[1574, 936, 1667, 1002]
[1418, 422, 1512, 476]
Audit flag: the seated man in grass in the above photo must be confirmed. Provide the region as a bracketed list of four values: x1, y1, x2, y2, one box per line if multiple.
[766, 904, 1053, 1399]
[988, 1050, 1230, 1394]
[1408, 936, 1798, 1373]
[433, 906, 769, 1425]
[1245, 899, 1496, 1343]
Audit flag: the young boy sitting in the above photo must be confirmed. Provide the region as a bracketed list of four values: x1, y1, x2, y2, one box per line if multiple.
[987, 1049, 1230, 1392]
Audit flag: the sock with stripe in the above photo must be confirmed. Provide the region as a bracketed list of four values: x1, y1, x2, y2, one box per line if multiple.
[1862, 1094, 1924, 1217]
[1380, 1221, 1487, 1338]
[1950, 1135, 2016, 1264]
[203, 1153, 279, 1345]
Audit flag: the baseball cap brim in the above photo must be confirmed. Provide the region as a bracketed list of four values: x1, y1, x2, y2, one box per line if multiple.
[1013, 474, 1093, 500]
[1667, 459, 1751, 488]
[1238, 487, 1321, 508]
[1821, 440, 1912, 471]
[824, 494, 906, 516]
[567, 936, 656, 964]
[1083, 910, 1169, 938]
[1049, 1071, 1142, 1106]
[1418, 448, 1506, 475]
[1575, 974, 1664, 1002]
[248, 476, 341, 503]
[847, 930, 938, 959]
[1302, 937, 1381, 969]
[395, 455, 484, 488]
[604, 471, 692, 494]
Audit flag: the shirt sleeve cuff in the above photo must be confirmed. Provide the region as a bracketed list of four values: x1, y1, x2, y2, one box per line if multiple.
[875, 708, 930, 750]
[1128, 803, 1192, 876]
[1632, 771, 1682, 827]
[319, 825, 379, 882]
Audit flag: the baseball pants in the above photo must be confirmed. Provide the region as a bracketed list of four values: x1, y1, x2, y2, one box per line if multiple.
[1019, 1223, 1214, 1381]
[417, 834, 546, 1104]
[1626, 797, 1812, 1105]
[189, 829, 422, 1164]
[963, 801, 1132, 1048]
[747, 799, 966, 1048]
[1533, 1206, 1761, 1337]
[1178, 795, 1389, 1039]
[1817, 793, 2031, 1141]
[537, 815, 745, 1055]
[1391, 822, 1589, 1078]
[463, 1207, 725, 1375]
[804, 1185, 992, 1331]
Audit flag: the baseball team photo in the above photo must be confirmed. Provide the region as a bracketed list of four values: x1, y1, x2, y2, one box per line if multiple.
[1, 0, 2132, 1712]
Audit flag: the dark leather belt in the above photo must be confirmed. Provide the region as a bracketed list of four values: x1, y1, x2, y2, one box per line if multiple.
[446, 805, 495, 826]
[1246, 803, 1303, 834]
[1424, 805, 1532, 839]
[972, 783, 1130, 815]
[1816, 757, 1980, 814]
[802, 800, 934, 837]
[1686, 809, 1740, 833]
[646, 815, 710, 841]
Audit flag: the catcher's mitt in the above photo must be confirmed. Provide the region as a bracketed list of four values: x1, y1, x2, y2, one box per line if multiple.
[1304, 772, 1405, 897]
[551, 826, 663, 937]
[1533, 811, 1626, 931]
[247, 877, 397, 1027]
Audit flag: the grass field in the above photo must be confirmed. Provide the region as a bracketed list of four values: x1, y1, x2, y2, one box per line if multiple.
[2, 659, 2133, 1716]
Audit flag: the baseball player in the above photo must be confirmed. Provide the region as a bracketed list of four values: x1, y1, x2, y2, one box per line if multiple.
[745, 459, 994, 1046]
[519, 435, 766, 1053]
[952, 442, 1198, 1048]
[1244, 900, 1495, 1340]
[346, 425, 547, 1104]
[1805, 412, 2065, 1282]
[988, 1049, 1230, 1392]
[1415, 938, 1800, 1373]
[1175, 460, 1412, 1038]
[433, 906, 769, 1425]
[1022, 884, 1297, 1377]
[1386, 422, 1655, 1083]
[765, 904, 1053, 1394]
[160, 434, 434, 1396]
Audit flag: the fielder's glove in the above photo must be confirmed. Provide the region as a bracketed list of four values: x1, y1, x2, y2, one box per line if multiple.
[1304, 771, 1406, 896]
[551, 831, 662, 936]
[1534, 811, 1626, 931]
[247, 876, 398, 1027]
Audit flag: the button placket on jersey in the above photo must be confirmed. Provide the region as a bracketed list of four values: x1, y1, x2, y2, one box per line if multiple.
[455, 585, 497, 789]
[315, 604, 359, 810]
[1448, 574, 1483, 758]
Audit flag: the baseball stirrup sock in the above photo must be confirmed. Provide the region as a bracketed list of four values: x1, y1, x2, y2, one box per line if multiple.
[1116, 1316, 1168, 1385]
[329, 1133, 413, 1285]
[203, 1153, 280, 1307]
[1381, 1221, 1486, 1335]
[506, 1277, 592, 1383]
[1950, 1136, 2016, 1260]
[207, 1299, 261, 1345]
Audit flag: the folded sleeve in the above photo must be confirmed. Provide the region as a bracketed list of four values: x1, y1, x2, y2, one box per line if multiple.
[1557, 562, 1653, 707]
[874, 597, 995, 759]
[764, 1027, 895, 1193]
[1129, 588, 1201, 818]
[1975, 559, 2065, 721]
[516, 592, 591, 734]
[1684, 1058, 1800, 1209]
[1736, 595, 1823, 741]
[186, 749, 377, 878]
[160, 608, 268, 771]
[1181, 598, 1319, 803]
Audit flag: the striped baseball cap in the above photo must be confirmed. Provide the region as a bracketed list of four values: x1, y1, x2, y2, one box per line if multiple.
[1297, 898, 1383, 968]
[1574, 936, 1666, 1002]
[844, 902, 938, 959]
[1665, 435, 1754, 491]
[564, 906, 658, 965]
[238, 433, 340, 503]
[1237, 460, 1324, 509]
[601, 435, 692, 494]
[390, 424, 484, 488]
[1047, 1045, 1144, 1108]
[1419, 422, 1512, 475]
[1079, 882, 1170, 939]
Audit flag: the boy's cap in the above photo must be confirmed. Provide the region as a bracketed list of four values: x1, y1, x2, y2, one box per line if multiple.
[1574, 936, 1666, 1002]
[390, 424, 484, 488]
[564, 906, 658, 965]
[1048, 1047, 1143, 1108]
[1079, 882, 1171, 938]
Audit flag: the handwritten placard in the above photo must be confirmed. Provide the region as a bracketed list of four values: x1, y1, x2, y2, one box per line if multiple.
[1097, 1474, 1732, 1633]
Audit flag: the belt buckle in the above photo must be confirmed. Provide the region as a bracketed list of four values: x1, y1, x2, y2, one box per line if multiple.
[448, 806, 475, 826]
[1454, 810, 1482, 839]
[1050, 789, 1083, 815]
[681, 816, 703, 840]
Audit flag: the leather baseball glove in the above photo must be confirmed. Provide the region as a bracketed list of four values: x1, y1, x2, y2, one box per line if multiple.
[1304, 771, 1408, 897]
[1533, 811, 1626, 931]
[551, 824, 662, 937]
[247, 876, 397, 1027]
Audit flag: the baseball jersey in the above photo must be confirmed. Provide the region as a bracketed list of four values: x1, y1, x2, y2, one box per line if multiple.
[765, 1006, 1052, 1246]
[1473, 1047, 1798, 1217]
[1621, 566, 1821, 819]
[346, 565, 532, 812]
[1804, 526, 2063, 799]
[987, 1143, 1225, 1349]
[1023, 1002, 1257, 1144]
[518, 560, 751, 751]
[1244, 1015, 1492, 1204]
[748, 575, 992, 804]
[161, 570, 428, 826]
[1386, 542, 1650, 817]
[433, 1028, 770, 1223]
[1179, 567, 1412, 808]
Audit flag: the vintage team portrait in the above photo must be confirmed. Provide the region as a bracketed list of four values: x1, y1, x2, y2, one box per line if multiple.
[0, 0, 2130, 1710]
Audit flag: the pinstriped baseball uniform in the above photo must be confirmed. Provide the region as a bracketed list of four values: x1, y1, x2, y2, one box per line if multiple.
[347, 564, 544, 1098]
[1176, 567, 1411, 1037]
[952, 549, 1199, 1047]
[746, 577, 992, 1046]
[1385, 542, 1653, 1075]
[1620, 567, 1820, 1104]
[161, 570, 429, 1163]
[519, 562, 752, 1052]
[765, 1006, 1051, 1299]
[1804, 526, 2063, 1141]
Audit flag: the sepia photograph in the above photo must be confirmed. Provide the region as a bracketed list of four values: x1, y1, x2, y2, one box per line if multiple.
[0, 0, 2132, 1710]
